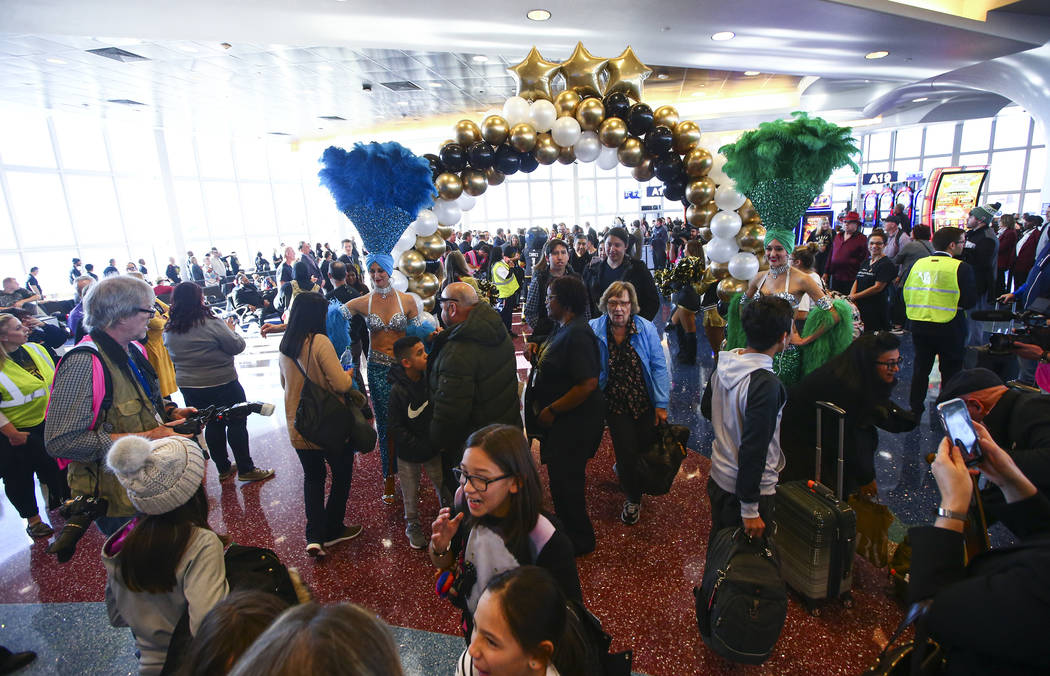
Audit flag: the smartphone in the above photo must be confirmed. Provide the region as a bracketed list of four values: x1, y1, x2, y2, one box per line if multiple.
[936, 398, 982, 466]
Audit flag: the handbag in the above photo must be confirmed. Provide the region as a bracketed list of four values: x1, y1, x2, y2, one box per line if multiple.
[635, 421, 690, 496]
[292, 337, 375, 452]
[848, 493, 894, 568]
[862, 601, 945, 675]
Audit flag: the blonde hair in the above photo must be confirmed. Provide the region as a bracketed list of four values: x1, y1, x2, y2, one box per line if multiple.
[0, 313, 23, 367]
[599, 281, 639, 315]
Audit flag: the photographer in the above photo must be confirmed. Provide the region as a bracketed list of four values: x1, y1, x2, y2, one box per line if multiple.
[44, 276, 197, 536]
[908, 427, 1050, 673]
[998, 233, 1050, 388]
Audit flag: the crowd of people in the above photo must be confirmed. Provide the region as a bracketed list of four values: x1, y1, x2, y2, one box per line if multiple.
[0, 203, 1048, 675]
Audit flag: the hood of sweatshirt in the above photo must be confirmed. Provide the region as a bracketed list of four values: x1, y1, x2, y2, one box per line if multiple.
[715, 348, 774, 389]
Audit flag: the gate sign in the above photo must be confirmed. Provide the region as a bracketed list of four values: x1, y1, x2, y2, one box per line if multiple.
[624, 190, 639, 199]
[646, 186, 664, 197]
[863, 171, 898, 185]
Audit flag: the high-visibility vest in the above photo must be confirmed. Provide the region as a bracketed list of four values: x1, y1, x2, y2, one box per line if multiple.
[492, 261, 520, 299]
[0, 342, 55, 428]
[903, 255, 962, 323]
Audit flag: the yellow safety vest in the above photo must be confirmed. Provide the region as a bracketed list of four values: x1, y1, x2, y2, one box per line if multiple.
[492, 261, 520, 299]
[0, 342, 55, 428]
[903, 255, 962, 323]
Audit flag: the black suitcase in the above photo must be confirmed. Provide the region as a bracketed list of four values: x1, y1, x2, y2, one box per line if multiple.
[774, 400, 856, 613]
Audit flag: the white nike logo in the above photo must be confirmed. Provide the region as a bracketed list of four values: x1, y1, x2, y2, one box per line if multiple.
[407, 401, 429, 419]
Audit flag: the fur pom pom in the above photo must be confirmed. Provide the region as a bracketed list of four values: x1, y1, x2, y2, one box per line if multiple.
[107, 435, 153, 475]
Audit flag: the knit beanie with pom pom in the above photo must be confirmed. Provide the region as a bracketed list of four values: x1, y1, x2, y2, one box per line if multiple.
[106, 435, 206, 515]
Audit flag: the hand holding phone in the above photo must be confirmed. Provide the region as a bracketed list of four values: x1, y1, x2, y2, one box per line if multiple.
[936, 398, 982, 467]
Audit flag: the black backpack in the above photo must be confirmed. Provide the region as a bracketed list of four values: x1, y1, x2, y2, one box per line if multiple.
[695, 528, 787, 665]
[223, 544, 300, 606]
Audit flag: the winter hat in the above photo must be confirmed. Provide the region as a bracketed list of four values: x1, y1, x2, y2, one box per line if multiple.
[969, 202, 1001, 224]
[106, 436, 206, 515]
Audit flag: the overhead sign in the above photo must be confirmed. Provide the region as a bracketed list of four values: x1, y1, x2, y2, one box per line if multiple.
[641, 205, 661, 212]
[624, 190, 639, 199]
[809, 193, 832, 209]
[863, 171, 898, 185]
[646, 186, 663, 197]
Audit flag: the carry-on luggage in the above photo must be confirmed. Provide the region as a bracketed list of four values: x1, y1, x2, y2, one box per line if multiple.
[695, 527, 787, 664]
[775, 400, 856, 613]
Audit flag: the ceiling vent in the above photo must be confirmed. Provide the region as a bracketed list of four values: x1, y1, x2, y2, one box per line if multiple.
[318, 115, 346, 121]
[380, 81, 421, 91]
[87, 47, 150, 63]
[106, 98, 146, 106]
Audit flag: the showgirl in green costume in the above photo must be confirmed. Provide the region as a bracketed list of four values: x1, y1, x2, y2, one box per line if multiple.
[720, 112, 859, 384]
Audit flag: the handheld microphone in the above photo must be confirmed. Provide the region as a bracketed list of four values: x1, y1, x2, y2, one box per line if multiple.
[969, 310, 1015, 322]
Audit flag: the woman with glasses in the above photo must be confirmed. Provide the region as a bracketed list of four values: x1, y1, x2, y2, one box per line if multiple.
[779, 331, 917, 497]
[429, 424, 581, 637]
[848, 229, 896, 333]
[163, 282, 273, 483]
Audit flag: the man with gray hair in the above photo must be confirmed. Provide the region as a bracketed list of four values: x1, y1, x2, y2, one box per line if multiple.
[428, 282, 521, 493]
[0, 277, 41, 315]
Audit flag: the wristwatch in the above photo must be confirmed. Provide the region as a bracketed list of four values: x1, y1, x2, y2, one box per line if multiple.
[937, 507, 968, 522]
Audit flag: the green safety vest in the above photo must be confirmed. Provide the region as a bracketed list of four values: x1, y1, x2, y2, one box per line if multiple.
[903, 255, 962, 323]
[0, 342, 54, 428]
[492, 261, 520, 299]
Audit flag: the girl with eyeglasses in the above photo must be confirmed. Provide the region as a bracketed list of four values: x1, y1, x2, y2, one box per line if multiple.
[429, 424, 582, 638]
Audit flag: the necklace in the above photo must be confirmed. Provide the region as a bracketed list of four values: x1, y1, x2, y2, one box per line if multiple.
[374, 284, 394, 297]
[768, 263, 789, 279]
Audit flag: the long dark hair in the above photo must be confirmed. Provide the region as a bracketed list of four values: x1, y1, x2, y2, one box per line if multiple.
[293, 261, 316, 291]
[345, 266, 368, 294]
[533, 238, 570, 275]
[487, 245, 504, 278]
[166, 282, 214, 334]
[461, 424, 543, 562]
[278, 292, 328, 359]
[824, 331, 901, 416]
[180, 591, 290, 676]
[119, 485, 211, 593]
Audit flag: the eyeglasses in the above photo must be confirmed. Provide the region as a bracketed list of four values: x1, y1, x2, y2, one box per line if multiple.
[452, 468, 511, 492]
[137, 307, 157, 318]
[875, 359, 903, 369]
[606, 300, 632, 309]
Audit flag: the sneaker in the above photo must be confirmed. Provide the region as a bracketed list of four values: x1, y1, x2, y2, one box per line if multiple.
[890, 327, 907, 335]
[323, 524, 363, 548]
[620, 501, 640, 526]
[26, 521, 54, 539]
[238, 468, 275, 483]
[305, 542, 326, 558]
[218, 464, 238, 481]
[405, 522, 427, 550]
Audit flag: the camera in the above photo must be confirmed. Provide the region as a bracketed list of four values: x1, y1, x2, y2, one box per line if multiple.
[172, 401, 275, 435]
[973, 297, 1050, 356]
[47, 495, 109, 563]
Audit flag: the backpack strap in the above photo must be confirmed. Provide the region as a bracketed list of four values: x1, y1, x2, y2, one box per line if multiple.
[528, 514, 557, 562]
[50, 339, 113, 431]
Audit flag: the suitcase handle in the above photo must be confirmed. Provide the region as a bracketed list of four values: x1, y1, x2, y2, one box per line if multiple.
[815, 401, 847, 500]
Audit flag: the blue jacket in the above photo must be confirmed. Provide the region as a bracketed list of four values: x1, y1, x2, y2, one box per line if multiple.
[590, 314, 670, 409]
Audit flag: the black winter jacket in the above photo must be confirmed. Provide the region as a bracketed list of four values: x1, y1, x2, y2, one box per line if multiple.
[582, 255, 661, 321]
[387, 364, 438, 463]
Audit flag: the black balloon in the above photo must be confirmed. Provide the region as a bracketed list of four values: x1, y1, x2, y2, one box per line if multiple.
[495, 144, 520, 174]
[644, 126, 674, 156]
[654, 155, 684, 183]
[627, 103, 654, 137]
[664, 177, 686, 202]
[517, 150, 539, 173]
[439, 143, 467, 173]
[680, 196, 692, 208]
[467, 142, 495, 170]
[423, 153, 445, 181]
[603, 91, 630, 120]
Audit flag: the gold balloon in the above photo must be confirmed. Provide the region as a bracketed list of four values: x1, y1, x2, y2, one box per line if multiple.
[507, 46, 562, 101]
[461, 169, 488, 197]
[737, 223, 767, 251]
[744, 215, 763, 227]
[604, 46, 652, 101]
[617, 136, 644, 167]
[737, 199, 758, 222]
[398, 249, 427, 278]
[598, 117, 628, 148]
[575, 98, 605, 131]
[422, 296, 436, 313]
[533, 133, 560, 165]
[686, 177, 716, 206]
[557, 145, 576, 164]
[481, 115, 510, 146]
[435, 172, 463, 201]
[454, 119, 481, 147]
[632, 157, 655, 182]
[554, 90, 581, 117]
[673, 120, 702, 154]
[485, 166, 505, 185]
[684, 147, 713, 178]
[653, 105, 680, 130]
[757, 253, 770, 271]
[686, 202, 718, 227]
[697, 226, 713, 243]
[710, 262, 732, 282]
[716, 277, 748, 302]
[416, 234, 446, 261]
[560, 42, 608, 98]
[436, 226, 454, 240]
[509, 123, 537, 152]
[408, 272, 440, 297]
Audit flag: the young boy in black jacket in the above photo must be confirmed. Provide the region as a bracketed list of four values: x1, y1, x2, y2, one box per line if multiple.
[388, 336, 452, 549]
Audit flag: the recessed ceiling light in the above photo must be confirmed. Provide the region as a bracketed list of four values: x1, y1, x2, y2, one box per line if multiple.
[711, 31, 735, 41]
[46, 58, 67, 65]
[743, 70, 760, 76]
[472, 55, 489, 63]
[912, 97, 929, 102]
[429, 81, 443, 88]
[526, 9, 551, 21]
[865, 50, 889, 59]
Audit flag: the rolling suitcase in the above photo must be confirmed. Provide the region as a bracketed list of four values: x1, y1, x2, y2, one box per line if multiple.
[775, 400, 856, 614]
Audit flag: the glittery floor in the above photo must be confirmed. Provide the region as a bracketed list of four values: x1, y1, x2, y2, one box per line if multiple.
[0, 301, 975, 675]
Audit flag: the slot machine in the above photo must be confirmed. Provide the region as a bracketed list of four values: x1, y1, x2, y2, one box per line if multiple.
[893, 186, 914, 228]
[862, 190, 879, 228]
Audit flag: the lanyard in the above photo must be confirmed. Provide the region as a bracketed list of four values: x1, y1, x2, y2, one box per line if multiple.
[126, 354, 151, 397]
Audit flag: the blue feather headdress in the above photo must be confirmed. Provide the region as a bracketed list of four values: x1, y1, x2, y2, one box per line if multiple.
[318, 141, 436, 255]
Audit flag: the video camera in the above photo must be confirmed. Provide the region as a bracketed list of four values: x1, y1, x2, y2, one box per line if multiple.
[47, 494, 109, 563]
[973, 297, 1050, 356]
[172, 401, 275, 435]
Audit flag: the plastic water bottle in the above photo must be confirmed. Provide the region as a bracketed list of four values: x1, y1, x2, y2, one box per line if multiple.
[340, 347, 354, 371]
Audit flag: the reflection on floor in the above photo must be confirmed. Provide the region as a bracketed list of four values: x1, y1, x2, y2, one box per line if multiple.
[0, 302, 968, 675]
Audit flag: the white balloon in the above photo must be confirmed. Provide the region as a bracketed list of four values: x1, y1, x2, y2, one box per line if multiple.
[416, 209, 438, 231]
[433, 198, 462, 226]
[714, 184, 747, 211]
[573, 131, 601, 163]
[413, 217, 438, 237]
[728, 251, 760, 281]
[391, 270, 409, 293]
[502, 96, 531, 127]
[596, 145, 619, 171]
[705, 237, 738, 264]
[551, 116, 582, 147]
[529, 99, 557, 133]
[456, 192, 477, 212]
[396, 228, 417, 252]
[710, 210, 743, 239]
[407, 291, 424, 316]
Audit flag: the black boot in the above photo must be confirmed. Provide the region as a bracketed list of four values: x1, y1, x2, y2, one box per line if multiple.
[676, 331, 697, 365]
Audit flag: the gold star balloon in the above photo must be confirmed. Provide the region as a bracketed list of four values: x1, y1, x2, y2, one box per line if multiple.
[605, 46, 652, 101]
[561, 42, 608, 98]
[508, 47, 562, 102]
